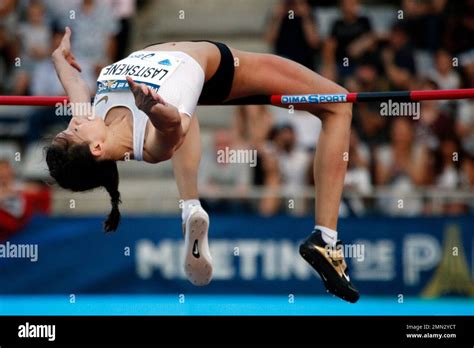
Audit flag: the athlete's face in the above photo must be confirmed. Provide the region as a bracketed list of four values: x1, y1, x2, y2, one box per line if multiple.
[53, 116, 108, 159]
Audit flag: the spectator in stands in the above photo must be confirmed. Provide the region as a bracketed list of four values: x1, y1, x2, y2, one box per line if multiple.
[0, 159, 51, 240]
[258, 144, 281, 216]
[414, 79, 454, 150]
[433, 136, 463, 189]
[462, 153, 474, 187]
[443, 0, 474, 56]
[13, 0, 51, 95]
[16, 0, 76, 26]
[462, 56, 474, 89]
[456, 98, 474, 158]
[431, 135, 469, 215]
[324, 0, 373, 80]
[259, 123, 312, 216]
[0, 0, 17, 23]
[340, 130, 372, 217]
[272, 123, 311, 195]
[401, 0, 447, 53]
[29, 31, 65, 97]
[461, 153, 474, 215]
[353, 102, 388, 151]
[455, 58, 474, 159]
[346, 61, 388, 162]
[375, 118, 430, 186]
[265, 0, 319, 70]
[347, 61, 390, 148]
[381, 23, 416, 90]
[0, 0, 18, 39]
[375, 118, 430, 216]
[428, 49, 461, 91]
[0, 25, 11, 93]
[0, 0, 19, 93]
[199, 128, 251, 213]
[346, 60, 388, 94]
[233, 105, 273, 149]
[107, 0, 136, 61]
[233, 105, 274, 188]
[59, 0, 118, 76]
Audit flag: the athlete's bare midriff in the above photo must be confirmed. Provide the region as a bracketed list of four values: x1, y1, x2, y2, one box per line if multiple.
[143, 41, 219, 82]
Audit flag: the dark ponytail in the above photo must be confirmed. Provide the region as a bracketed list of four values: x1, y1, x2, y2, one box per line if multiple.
[103, 170, 121, 232]
[46, 141, 121, 232]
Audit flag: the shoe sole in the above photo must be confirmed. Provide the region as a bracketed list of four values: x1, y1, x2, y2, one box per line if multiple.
[300, 242, 359, 303]
[183, 210, 213, 286]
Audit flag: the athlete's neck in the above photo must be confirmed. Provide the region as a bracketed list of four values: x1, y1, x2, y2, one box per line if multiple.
[104, 116, 134, 161]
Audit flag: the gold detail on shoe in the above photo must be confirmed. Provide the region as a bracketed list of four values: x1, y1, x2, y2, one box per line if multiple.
[314, 244, 350, 281]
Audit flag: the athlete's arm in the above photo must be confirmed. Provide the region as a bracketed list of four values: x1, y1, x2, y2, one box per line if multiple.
[126, 76, 190, 162]
[51, 27, 91, 114]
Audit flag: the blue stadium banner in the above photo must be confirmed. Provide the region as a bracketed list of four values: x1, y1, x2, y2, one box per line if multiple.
[0, 215, 473, 297]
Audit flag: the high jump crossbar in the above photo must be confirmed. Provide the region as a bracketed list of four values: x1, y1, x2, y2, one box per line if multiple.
[1, 88, 474, 106]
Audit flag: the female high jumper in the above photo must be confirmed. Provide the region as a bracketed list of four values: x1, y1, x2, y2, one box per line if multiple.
[46, 27, 359, 303]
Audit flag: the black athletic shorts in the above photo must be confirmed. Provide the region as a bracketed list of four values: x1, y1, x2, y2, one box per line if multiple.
[143, 40, 235, 104]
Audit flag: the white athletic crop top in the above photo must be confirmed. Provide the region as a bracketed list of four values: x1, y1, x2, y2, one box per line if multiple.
[93, 50, 205, 161]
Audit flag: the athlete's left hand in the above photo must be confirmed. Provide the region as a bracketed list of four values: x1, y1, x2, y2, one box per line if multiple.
[53, 26, 82, 72]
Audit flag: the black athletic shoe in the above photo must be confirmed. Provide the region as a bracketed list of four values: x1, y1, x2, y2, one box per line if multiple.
[299, 230, 360, 303]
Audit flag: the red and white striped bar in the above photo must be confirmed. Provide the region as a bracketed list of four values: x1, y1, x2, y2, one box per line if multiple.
[1, 88, 474, 106]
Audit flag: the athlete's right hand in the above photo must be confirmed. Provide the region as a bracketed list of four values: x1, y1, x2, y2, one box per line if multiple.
[126, 76, 168, 114]
[53, 26, 81, 72]
[127, 76, 186, 161]
[126, 75, 184, 128]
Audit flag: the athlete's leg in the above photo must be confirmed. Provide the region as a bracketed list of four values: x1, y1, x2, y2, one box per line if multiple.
[172, 115, 201, 201]
[171, 116, 213, 286]
[230, 52, 358, 302]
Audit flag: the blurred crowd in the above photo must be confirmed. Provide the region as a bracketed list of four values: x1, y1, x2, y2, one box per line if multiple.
[1, 0, 474, 220]
[0, 0, 136, 95]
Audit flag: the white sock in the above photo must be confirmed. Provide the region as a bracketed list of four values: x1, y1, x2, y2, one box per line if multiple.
[315, 225, 338, 246]
[182, 199, 201, 222]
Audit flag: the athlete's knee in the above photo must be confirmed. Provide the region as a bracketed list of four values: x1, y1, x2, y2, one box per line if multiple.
[312, 83, 351, 118]
[317, 100, 352, 124]
[330, 85, 351, 114]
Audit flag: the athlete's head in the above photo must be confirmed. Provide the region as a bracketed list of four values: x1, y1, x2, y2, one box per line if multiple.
[54, 115, 110, 158]
[46, 117, 121, 232]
